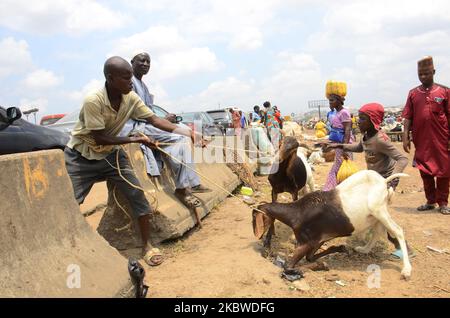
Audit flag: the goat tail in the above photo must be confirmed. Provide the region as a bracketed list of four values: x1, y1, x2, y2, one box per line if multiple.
[385, 173, 408, 204]
[385, 173, 409, 184]
[387, 187, 395, 205]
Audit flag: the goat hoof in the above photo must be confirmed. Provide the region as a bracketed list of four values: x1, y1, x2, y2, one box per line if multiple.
[261, 249, 271, 258]
[263, 242, 271, 249]
[401, 269, 412, 281]
[281, 268, 305, 282]
[283, 268, 304, 276]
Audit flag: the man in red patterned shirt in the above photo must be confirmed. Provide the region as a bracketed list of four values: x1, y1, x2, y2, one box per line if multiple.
[402, 56, 450, 215]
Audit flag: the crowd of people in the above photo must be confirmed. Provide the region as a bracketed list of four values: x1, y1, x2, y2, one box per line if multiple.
[61, 52, 449, 269]
[228, 101, 285, 148]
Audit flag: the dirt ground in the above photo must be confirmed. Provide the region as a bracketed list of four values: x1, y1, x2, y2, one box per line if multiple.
[88, 137, 450, 298]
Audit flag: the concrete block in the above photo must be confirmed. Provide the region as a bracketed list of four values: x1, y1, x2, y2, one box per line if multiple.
[0, 150, 133, 297]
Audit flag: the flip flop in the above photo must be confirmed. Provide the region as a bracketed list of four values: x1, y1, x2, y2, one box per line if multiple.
[389, 249, 416, 261]
[438, 206, 450, 215]
[175, 192, 202, 209]
[417, 204, 436, 211]
[143, 248, 164, 266]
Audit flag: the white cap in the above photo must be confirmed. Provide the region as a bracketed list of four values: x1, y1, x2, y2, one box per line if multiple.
[131, 50, 149, 60]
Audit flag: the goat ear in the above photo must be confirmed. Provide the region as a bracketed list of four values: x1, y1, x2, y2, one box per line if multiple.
[253, 211, 267, 239]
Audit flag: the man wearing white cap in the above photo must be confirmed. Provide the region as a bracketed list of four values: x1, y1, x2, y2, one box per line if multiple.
[120, 51, 211, 210]
[65, 56, 197, 266]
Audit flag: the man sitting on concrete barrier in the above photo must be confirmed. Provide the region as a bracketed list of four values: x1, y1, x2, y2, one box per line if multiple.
[64, 56, 195, 266]
[120, 51, 211, 209]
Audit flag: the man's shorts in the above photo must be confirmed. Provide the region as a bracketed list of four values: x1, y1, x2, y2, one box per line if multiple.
[64, 147, 151, 218]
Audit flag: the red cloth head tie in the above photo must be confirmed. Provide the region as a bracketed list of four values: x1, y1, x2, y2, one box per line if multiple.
[359, 103, 385, 130]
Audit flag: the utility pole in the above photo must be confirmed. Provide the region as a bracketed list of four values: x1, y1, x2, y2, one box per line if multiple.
[22, 107, 39, 124]
[308, 100, 328, 120]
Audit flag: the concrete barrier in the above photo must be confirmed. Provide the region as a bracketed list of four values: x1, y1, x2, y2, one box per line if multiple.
[0, 150, 133, 297]
[98, 143, 241, 249]
[80, 182, 107, 216]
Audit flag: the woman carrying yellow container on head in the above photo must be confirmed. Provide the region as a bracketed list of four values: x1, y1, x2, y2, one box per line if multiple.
[323, 81, 355, 191]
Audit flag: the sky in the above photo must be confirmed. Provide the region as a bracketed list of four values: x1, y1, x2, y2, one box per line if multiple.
[1, 0, 450, 121]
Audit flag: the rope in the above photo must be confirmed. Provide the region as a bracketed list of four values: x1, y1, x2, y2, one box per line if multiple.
[135, 132, 267, 213]
[101, 134, 267, 226]
[156, 141, 265, 155]
[103, 147, 159, 232]
[112, 185, 132, 233]
[77, 134, 115, 153]
[117, 146, 159, 211]
[104, 157, 135, 173]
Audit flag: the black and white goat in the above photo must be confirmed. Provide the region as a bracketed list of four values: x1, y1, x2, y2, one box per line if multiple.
[268, 137, 314, 203]
[253, 170, 412, 280]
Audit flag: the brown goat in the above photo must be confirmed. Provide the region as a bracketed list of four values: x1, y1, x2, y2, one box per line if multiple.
[268, 137, 308, 203]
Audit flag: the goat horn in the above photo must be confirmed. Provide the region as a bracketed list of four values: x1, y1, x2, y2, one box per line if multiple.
[298, 143, 314, 151]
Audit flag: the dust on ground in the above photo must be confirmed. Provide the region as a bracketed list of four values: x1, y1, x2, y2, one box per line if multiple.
[87, 138, 450, 298]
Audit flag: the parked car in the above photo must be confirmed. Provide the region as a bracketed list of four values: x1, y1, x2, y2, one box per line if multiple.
[40, 114, 66, 126]
[179, 111, 224, 136]
[0, 106, 70, 155]
[46, 108, 79, 134]
[206, 109, 234, 135]
[48, 104, 181, 134]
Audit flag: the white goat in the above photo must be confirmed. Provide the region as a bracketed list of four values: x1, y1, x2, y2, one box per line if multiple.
[253, 170, 412, 280]
[308, 149, 324, 165]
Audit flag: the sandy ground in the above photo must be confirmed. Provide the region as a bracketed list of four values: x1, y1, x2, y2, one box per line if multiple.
[87, 139, 450, 298]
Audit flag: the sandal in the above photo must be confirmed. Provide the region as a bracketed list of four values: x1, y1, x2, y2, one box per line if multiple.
[417, 204, 436, 211]
[439, 206, 450, 215]
[175, 192, 202, 209]
[143, 248, 164, 266]
[191, 184, 212, 193]
[389, 249, 416, 261]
